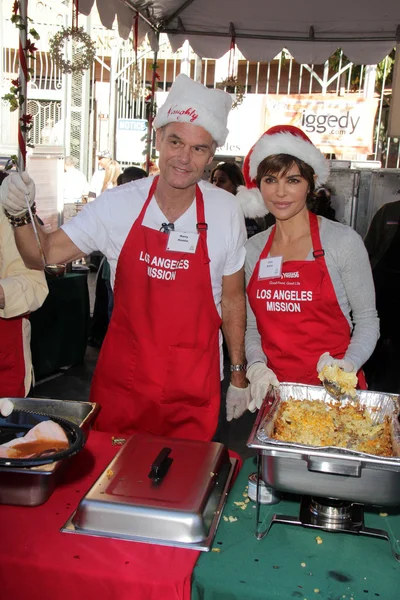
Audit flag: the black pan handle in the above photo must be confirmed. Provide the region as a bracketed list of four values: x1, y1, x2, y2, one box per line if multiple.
[148, 447, 173, 483]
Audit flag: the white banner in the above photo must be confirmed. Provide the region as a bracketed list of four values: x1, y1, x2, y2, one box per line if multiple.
[116, 118, 148, 163]
[265, 94, 379, 154]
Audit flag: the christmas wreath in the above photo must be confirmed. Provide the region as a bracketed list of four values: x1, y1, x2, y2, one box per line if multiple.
[49, 26, 96, 75]
[216, 76, 245, 109]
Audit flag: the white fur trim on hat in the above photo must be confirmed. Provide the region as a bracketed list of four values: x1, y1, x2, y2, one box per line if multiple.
[153, 74, 232, 147]
[250, 131, 330, 186]
[236, 185, 268, 218]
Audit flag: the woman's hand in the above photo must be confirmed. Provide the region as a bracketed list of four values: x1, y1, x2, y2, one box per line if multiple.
[317, 352, 356, 373]
[247, 363, 280, 411]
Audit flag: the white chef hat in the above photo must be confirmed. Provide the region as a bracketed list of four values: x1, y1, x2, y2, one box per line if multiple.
[153, 74, 232, 147]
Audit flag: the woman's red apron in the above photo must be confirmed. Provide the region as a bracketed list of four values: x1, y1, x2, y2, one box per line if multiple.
[0, 316, 26, 397]
[91, 177, 222, 440]
[247, 211, 366, 387]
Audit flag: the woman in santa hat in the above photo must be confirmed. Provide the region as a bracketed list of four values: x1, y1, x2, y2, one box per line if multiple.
[237, 125, 379, 410]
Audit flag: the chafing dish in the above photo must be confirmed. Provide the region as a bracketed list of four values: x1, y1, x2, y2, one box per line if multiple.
[247, 384, 400, 506]
[62, 433, 237, 551]
[0, 397, 100, 506]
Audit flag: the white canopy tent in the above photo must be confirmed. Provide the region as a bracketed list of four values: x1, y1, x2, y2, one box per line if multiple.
[79, 0, 400, 65]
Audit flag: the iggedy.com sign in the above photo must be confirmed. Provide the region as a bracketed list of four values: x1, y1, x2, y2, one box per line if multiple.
[265, 94, 378, 154]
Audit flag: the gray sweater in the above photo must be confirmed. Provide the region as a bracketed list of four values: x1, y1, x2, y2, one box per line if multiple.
[245, 216, 380, 372]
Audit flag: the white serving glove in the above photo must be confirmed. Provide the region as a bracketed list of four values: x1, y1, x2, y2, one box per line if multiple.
[317, 352, 356, 374]
[0, 399, 14, 417]
[226, 384, 251, 421]
[246, 362, 280, 412]
[0, 172, 35, 216]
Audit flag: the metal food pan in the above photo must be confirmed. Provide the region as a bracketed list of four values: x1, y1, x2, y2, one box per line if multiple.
[0, 397, 100, 506]
[247, 384, 400, 506]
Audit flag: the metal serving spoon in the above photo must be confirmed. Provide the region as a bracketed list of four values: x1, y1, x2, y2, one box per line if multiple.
[323, 378, 347, 401]
[24, 193, 65, 277]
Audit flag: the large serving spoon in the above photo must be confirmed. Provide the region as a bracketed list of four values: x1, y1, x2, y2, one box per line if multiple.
[24, 192, 65, 277]
[323, 378, 347, 401]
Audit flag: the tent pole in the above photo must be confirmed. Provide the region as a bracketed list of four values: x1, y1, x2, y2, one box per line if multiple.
[145, 33, 159, 174]
[18, 0, 28, 172]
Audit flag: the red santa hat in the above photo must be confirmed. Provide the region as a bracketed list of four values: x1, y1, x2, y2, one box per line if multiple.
[236, 125, 330, 218]
[153, 74, 232, 147]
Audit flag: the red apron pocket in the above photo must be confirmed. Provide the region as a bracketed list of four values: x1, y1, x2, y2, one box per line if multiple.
[96, 329, 139, 393]
[161, 346, 212, 407]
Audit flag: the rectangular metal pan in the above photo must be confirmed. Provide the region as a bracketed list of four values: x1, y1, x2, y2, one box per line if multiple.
[0, 397, 100, 506]
[247, 384, 400, 506]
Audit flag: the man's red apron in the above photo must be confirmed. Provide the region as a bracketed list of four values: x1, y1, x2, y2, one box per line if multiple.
[247, 211, 366, 387]
[91, 177, 222, 440]
[0, 316, 26, 397]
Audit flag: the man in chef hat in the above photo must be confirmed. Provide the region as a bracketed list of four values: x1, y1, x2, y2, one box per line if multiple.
[0, 74, 250, 440]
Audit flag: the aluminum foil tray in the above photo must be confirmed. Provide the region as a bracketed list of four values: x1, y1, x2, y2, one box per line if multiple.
[62, 433, 237, 551]
[0, 397, 100, 506]
[247, 384, 400, 506]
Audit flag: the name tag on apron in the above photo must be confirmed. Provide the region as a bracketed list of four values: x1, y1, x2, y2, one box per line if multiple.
[166, 231, 199, 254]
[258, 256, 283, 280]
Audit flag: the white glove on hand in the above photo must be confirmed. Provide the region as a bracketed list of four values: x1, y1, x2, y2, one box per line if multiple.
[226, 384, 251, 422]
[0, 399, 14, 417]
[317, 352, 356, 374]
[0, 172, 35, 216]
[247, 362, 280, 412]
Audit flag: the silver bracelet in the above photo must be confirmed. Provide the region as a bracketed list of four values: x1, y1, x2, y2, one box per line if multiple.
[230, 364, 247, 372]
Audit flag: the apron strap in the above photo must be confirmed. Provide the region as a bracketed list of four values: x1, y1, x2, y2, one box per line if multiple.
[137, 176, 159, 225]
[309, 211, 325, 259]
[260, 223, 276, 259]
[195, 184, 210, 264]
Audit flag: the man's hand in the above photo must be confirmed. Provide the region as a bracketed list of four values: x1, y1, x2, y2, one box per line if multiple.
[317, 352, 356, 374]
[226, 384, 251, 421]
[247, 362, 279, 411]
[0, 399, 14, 417]
[0, 172, 35, 216]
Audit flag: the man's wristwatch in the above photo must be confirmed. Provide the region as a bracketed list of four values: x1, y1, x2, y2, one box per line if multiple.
[230, 364, 247, 372]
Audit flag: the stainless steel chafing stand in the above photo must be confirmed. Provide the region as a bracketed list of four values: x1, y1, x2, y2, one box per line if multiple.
[247, 384, 400, 561]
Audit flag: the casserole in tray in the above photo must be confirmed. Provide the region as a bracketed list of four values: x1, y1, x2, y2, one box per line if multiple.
[247, 384, 400, 506]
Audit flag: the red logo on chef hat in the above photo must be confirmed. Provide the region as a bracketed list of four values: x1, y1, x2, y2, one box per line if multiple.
[167, 105, 199, 123]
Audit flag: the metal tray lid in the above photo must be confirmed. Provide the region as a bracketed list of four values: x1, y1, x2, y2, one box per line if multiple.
[67, 434, 234, 549]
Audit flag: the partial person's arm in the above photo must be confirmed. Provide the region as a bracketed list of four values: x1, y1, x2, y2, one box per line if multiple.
[221, 267, 247, 388]
[14, 225, 84, 270]
[364, 205, 386, 268]
[335, 229, 380, 370]
[0, 172, 108, 269]
[244, 234, 279, 411]
[0, 209, 48, 316]
[222, 267, 252, 421]
[244, 236, 268, 368]
[221, 202, 252, 420]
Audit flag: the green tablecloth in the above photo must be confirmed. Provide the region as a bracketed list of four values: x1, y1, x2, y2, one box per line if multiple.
[30, 272, 90, 379]
[192, 458, 400, 600]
